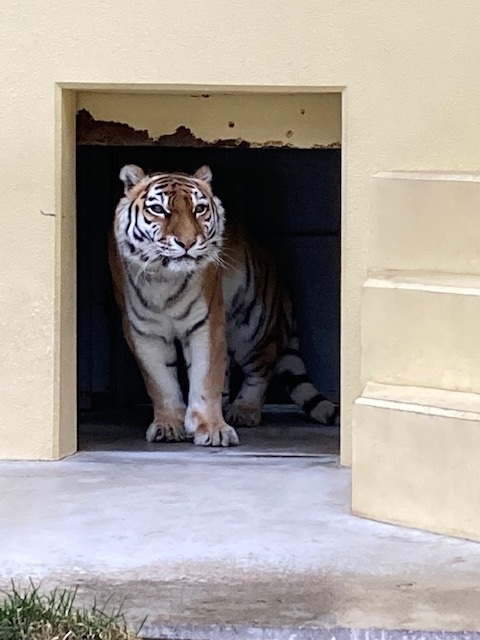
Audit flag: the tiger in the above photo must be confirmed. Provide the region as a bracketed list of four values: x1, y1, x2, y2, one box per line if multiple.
[109, 163, 339, 447]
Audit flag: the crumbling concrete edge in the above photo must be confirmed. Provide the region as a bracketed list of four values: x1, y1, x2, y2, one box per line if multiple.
[76, 109, 341, 149]
[140, 624, 480, 640]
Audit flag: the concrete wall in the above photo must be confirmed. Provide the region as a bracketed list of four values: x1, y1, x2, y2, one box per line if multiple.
[352, 172, 480, 540]
[2, 1, 480, 473]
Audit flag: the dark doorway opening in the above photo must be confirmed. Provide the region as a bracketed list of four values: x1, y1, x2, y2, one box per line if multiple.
[76, 145, 340, 453]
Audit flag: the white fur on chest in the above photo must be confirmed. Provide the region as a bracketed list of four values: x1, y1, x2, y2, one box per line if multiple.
[123, 260, 208, 340]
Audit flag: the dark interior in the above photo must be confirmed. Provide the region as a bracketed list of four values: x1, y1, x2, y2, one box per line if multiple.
[76, 145, 341, 436]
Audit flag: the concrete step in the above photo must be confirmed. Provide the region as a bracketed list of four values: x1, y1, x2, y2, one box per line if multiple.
[142, 622, 480, 639]
[361, 270, 480, 393]
[370, 171, 480, 274]
[353, 381, 480, 541]
[3, 449, 480, 635]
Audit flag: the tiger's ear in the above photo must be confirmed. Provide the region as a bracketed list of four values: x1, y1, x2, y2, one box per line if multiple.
[119, 164, 145, 193]
[193, 165, 212, 184]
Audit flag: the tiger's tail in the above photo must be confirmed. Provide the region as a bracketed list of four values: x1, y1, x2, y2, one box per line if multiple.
[275, 332, 339, 426]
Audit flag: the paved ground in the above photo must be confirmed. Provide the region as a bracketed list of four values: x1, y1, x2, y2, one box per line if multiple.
[78, 405, 341, 456]
[1, 413, 480, 637]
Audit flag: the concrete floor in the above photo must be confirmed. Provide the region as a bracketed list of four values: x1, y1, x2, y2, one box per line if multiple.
[1, 412, 480, 638]
[78, 405, 341, 456]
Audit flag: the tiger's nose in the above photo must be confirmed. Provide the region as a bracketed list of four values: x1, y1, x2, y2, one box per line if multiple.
[174, 237, 196, 251]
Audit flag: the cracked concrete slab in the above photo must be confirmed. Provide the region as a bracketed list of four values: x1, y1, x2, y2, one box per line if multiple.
[1, 439, 480, 637]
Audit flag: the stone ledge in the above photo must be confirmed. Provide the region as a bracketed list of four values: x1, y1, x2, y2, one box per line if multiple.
[361, 280, 480, 393]
[374, 170, 480, 182]
[353, 386, 480, 541]
[369, 174, 480, 274]
[358, 381, 480, 418]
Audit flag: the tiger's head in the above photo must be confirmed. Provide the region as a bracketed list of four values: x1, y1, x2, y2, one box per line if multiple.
[115, 164, 225, 273]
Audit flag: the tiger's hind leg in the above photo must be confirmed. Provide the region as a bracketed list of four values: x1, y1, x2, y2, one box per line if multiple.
[225, 358, 274, 427]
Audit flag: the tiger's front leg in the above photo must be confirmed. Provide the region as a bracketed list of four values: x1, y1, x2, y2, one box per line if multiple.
[128, 330, 187, 443]
[183, 286, 239, 447]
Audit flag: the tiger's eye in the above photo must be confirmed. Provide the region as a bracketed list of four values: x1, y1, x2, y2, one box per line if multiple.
[194, 203, 208, 215]
[150, 204, 168, 216]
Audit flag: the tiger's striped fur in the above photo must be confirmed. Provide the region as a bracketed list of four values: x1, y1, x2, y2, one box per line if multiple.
[109, 164, 338, 447]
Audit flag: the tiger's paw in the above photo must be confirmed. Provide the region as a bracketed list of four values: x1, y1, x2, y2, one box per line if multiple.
[145, 412, 186, 443]
[309, 400, 339, 426]
[225, 403, 262, 427]
[193, 423, 240, 447]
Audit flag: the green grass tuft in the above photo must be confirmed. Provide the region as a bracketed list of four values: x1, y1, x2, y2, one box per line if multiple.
[0, 581, 141, 640]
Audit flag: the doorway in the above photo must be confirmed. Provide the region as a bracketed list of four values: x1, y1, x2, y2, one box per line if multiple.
[75, 94, 341, 456]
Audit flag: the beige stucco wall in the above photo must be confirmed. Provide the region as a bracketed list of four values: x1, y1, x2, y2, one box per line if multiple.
[2, 1, 480, 463]
[352, 171, 480, 540]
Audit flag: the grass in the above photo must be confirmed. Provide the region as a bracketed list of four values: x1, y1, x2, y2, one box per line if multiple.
[0, 582, 142, 640]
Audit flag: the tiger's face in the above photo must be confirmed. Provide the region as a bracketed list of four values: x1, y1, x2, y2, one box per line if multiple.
[115, 164, 225, 273]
